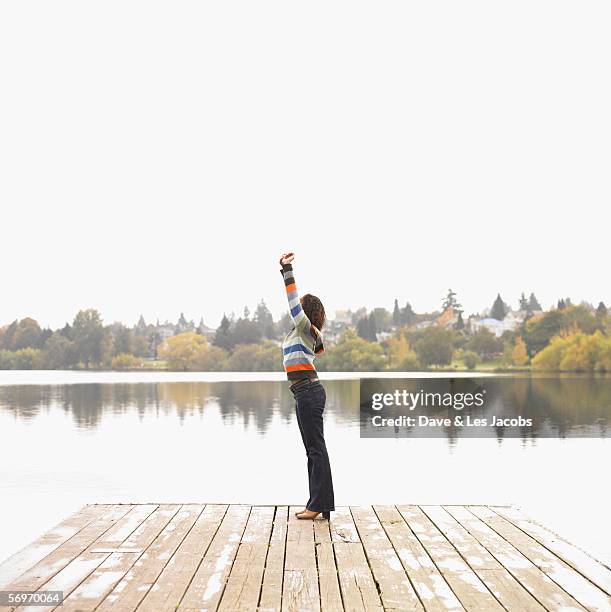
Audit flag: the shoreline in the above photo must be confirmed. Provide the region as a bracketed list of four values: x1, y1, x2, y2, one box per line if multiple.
[0, 369, 606, 386]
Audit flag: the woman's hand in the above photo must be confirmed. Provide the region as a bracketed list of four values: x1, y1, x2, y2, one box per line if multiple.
[279, 252, 295, 266]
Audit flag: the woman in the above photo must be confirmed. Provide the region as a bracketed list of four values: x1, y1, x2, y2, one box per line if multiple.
[279, 252, 335, 520]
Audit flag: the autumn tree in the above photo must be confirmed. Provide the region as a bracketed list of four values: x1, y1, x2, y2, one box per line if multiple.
[522, 310, 564, 356]
[532, 331, 611, 372]
[512, 337, 529, 366]
[413, 327, 454, 367]
[192, 345, 228, 371]
[42, 332, 76, 369]
[111, 353, 141, 370]
[467, 328, 503, 360]
[72, 309, 108, 368]
[157, 332, 208, 370]
[0, 318, 44, 350]
[324, 330, 386, 371]
[386, 331, 420, 371]
[226, 342, 282, 371]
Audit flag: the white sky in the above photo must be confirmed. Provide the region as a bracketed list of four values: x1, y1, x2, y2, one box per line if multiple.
[1, 1, 609, 330]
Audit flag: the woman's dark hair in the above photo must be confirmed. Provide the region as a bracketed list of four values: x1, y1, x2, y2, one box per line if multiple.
[301, 294, 326, 330]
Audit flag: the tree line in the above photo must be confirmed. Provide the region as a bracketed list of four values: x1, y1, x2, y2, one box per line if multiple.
[318, 301, 610, 372]
[0, 296, 609, 372]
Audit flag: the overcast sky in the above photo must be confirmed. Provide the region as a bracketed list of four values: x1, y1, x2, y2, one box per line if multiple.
[1, 1, 609, 330]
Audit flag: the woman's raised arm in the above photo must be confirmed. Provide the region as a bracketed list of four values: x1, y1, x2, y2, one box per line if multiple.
[279, 252, 309, 330]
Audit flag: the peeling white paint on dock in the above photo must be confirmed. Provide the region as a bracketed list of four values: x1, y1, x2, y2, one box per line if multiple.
[0, 503, 608, 611]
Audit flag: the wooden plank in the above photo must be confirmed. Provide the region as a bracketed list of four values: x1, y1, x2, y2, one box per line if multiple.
[374, 505, 464, 612]
[446, 505, 586, 611]
[5, 503, 611, 612]
[3, 505, 135, 593]
[330, 506, 382, 611]
[259, 506, 288, 612]
[88, 505, 181, 611]
[313, 511, 343, 612]
[422, 506, 544, 612]
[0, 505, 109, 589]
[218, 505, 275, 611]
[330, 506, 360, 544]
[492, 505, 611, 596]
[179, 504, 251, 611]
[351, 506, 422, 611]
[60, 504, 199, 611]
[282, 506, 320, 612]
[18, 553, 110, 612]
[470, 506, 611, 612]
[397, 505, 503, 611]
[24, 505, 177, 612]
[91, 504, 158, 549]
[137, 504, 227, 612]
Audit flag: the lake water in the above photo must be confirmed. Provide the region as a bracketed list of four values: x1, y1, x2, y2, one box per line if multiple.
[1, 371, 610, 567]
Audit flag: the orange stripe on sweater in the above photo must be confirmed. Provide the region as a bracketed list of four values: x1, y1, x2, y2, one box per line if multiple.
[285, 283, 296, 293]
[285, 364, 315, 372]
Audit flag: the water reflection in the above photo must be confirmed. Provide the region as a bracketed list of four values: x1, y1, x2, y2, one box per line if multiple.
[360, 376, 611, 439]
[0, 376, 608, 440]
[1, 375, 611, 568]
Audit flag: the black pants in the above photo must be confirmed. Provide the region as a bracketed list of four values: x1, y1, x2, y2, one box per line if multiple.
[291, 380, 335, 512]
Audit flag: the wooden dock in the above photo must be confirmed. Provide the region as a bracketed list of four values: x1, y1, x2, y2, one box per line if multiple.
[0, 504, 610, 611]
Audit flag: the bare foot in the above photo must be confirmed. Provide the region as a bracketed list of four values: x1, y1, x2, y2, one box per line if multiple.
[294, 508, 308, 517]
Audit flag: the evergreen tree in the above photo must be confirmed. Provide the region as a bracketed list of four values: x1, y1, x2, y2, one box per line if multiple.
[357, 315, 377, 342]
[357, 316, 369, 341]
[442, 289, 462, 313]
[254, 300, 275, 338]
[214, 314, 233, 349]
[528, 293, 542, 311]
[275, 313, 292, 336]
[196, 317, 206, 335]
[490, 294, 506, 321]
[557, 299, 566, 310]
[233, 316, 262, 344]
[595, 301, 608, 332]
[519, 293, 529, 311]
[136, 315, 147, 333]
[368, 313, 378, 341]
[392, 299, 401, 327]
[596, 301, 607, 317]
[402, 302, 416, 326]
[0, 320, 18, 350]
[455, 311, 465, 330]
[111, 323, 134, 356]
[175, 312, 188, 333]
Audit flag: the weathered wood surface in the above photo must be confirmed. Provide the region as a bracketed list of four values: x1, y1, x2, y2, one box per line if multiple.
[0, 504, 609, 611]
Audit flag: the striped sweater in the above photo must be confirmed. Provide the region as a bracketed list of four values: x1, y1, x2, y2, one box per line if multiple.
[280, 263, 324, 380]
